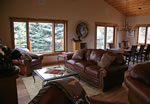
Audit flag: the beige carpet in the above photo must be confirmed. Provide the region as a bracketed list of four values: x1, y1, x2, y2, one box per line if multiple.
[22, 76, 102, 99]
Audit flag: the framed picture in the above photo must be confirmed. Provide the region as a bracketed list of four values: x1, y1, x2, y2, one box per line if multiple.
[127, 30, 134, 37]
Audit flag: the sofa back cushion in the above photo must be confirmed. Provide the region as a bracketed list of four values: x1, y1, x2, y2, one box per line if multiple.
[72, 49, 86, 60]
[98, 53, 116, 68]
[130, 62, 150, 86]
[89, 49, 105, 63]
[107, 52, 125, 65]
[84, 49, 92, 61]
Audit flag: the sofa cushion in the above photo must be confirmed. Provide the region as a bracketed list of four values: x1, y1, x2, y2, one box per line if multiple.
[66, 59, 82, 70]
[130, 62, 150, 86]
[89, 49, 105, 63]
[85, 65, 100, 78]
[75, 60, 97, 72]
[72, 49, 86, 60]
[98, 53, 116, 68]
[66, 59, 81, 65]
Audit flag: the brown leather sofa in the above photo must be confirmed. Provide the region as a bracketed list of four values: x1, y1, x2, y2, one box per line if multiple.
[29, 77, 124, 104]
[125, 62, 150, 104]
[65, 49, 128, 91]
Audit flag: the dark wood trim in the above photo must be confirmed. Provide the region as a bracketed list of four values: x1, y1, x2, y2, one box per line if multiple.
[42, 61, 63, 66]
[65, 22, 68, 52]
[41, 52, 61, 56]
[26, 22, 30, 50]
[52, 23, 55, 52]
[95, 22, 118, 27]
[135, 24, 150, 27]
[94, 24, 97, 49]
[114, 27, 117, 47]
[9, 17, 67, 23]
[136, 27, 140, 44]
[145, 27, 148, 44]
[104, 27, 107, 49]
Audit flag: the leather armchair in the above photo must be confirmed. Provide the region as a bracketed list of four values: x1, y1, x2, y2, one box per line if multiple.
[12, 48, 43, 76]
[125, 62, 150, 104]
[29, 78, 123, 104]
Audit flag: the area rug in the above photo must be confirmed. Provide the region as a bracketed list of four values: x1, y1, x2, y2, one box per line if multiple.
[22, 76, 102, 99]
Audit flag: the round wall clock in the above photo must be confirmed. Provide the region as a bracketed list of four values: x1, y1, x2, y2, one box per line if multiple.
[76, 22, 88, 39]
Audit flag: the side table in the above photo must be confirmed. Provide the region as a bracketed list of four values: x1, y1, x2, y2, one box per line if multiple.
[57, 54, 67, 67]
[57, 52, 73, 67]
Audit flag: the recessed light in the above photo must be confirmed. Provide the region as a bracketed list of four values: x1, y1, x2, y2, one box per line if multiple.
[138, 8, 142, 10]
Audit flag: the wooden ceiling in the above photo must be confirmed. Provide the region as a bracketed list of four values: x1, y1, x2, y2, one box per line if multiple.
[104, 0, 150, 16]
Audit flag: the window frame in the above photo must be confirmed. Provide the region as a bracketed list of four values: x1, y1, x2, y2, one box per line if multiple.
[136, 24, 150, 45]
[10, 17, 68, 55]
[95, 22, 118, 49]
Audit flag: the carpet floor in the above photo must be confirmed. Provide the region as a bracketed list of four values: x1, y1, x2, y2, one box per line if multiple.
[22, 75, 102, 99]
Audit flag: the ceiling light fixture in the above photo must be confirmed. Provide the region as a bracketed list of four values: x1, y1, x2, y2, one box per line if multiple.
[119, 0, 133, 32]
[138, 8, 142, 10]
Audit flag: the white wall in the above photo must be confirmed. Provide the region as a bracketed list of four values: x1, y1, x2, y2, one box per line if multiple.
[0, 0, 125, 64]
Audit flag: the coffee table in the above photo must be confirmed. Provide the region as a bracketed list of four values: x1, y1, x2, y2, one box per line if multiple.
[32, 66, 79, 87]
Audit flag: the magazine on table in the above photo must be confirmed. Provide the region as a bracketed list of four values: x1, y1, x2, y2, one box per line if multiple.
[45, 68, 65, 74]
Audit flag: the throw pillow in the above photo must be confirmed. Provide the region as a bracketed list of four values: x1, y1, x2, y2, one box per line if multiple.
[72, 49, 86, 60]
[98, 53, 116, 68]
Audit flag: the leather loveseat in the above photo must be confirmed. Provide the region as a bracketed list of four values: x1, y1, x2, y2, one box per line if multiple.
[125, 62, 150, 104]
[65, 49, 128, 91]
[12, 48, 43, 76]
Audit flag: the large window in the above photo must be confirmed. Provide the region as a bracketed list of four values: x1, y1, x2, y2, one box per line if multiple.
[95, 23, 117, 49]
[138, 26, 150, 45]
[11, 18, 67, 53]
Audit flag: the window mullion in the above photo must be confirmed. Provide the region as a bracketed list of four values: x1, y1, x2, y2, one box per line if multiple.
[52, 23, 55, 53]
[26, 22, 30, 51]
[104, 27, 107, 49]
[113, 27, 115, 44]
[137, 27, 140, 44]
[64, 23, 66, 51]
[145, 27, 148, 44]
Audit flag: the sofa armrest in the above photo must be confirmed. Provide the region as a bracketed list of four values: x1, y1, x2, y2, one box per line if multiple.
[90, 97, 123, 104]
[98, 68, 107, 90]
[36, 54, 43, 60]
[103, 64, 128, 75]
[99, 68, 107, 77]
[12, 59, 30, 65]
[23, 58, 30, 65]
[125, 77, 150, 104]
[65, 52, 74, 60]
[99, 64, 128, 91]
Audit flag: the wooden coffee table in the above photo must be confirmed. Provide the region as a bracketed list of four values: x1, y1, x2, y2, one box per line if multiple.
[32, 66, 79, 87]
